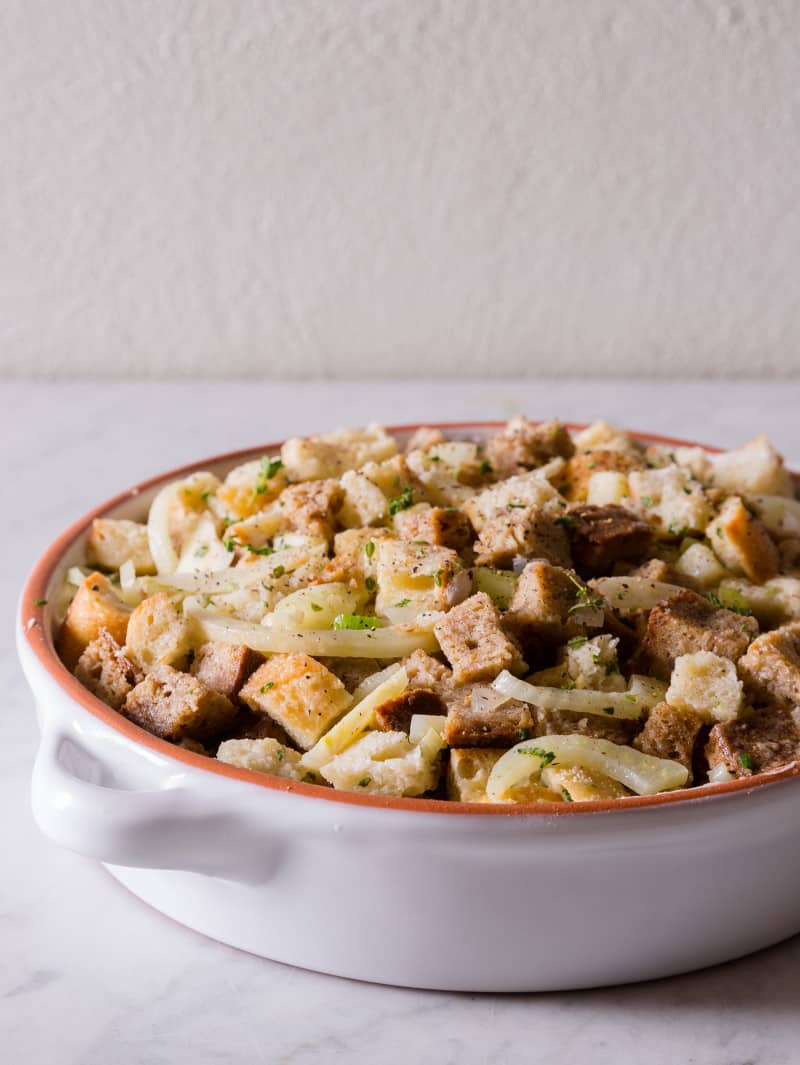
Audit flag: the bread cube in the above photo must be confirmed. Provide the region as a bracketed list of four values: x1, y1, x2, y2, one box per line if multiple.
[665, 651, 744, 723]
[563, 634, 625, 692]
[560, 449, 643, 502]
[190, 642, 263, 703]
[124, 664, 237, 741]
[216, 737, 304, 780]
[125, 593, 194, 673]
[447, 748, 505, 802]
[280, 423, 398, 480]
[540, 763, 628, 802]
[586, 471, 632, 506]
[434, 593, 527, 684]
[565, 504, 652, 576]
[86, 518, 155, 574]
[504, 561, 604, 645]
[402, 648, 455, 698]
[572, 420, 640, 454]
[276, 480, 344, 543]
[405, 426, 445, 454]
[673, 542, 728, 588]
[443, 687, 533, 747]
[318, 730, 440, 796]
[633, 701, 703, 782]
[709, 434, 794, 498]
[338, 470, 388, 528]
[531, 706, 638, 745]
[628, 465, 712, 536]
[394, 504, 474, 551]
[708, 496, 779, 584]
[473, 505, 571, 569]
[239, 654, 352, 750]
[57, 572, 132, 669]
[216, 456, 289, 520]
[374, 688, 447, 733]
[738, 622, 800, 709]
[486, 417, 574, 478]
[374, 539, 470, 617]
[463, 470, 562, 532]
[705, 705, 800, 777]
[74, 629, 143, 710]
[404, 449, 476, 507]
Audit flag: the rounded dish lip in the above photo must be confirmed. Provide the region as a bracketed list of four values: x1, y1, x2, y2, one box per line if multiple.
[20, 421, 800, 816]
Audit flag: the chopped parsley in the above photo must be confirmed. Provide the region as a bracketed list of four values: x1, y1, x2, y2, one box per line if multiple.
[259, 682, 274, 693]
[567, 635, 588, 647]
[561, 788, 574, 802]
[739, 752, 754, 770]
[365, 576, 377, 592]
[333, 614, 380, 630]
[364, 540, 376, 560]
[395, 598, 411, 607]
[641, 496, 654, 509]
[224, 538, 236, 552]
[479, 459, 493, 474]
[33, 598, 48, 606]
[554, 514, 577, 528]
[432, 569, 443, 587]
[506, 502, 526, 510]
[708, 591, 753, 616]
[254, 456, 284, 494]
[518, 728, 529, 741]
[601, 706, 615, 716]
[272, 564, 286, 578]
[561, 681, 576, 691]
[200, 489, 211, 502]
[302, 772, 316, 783]
[682, 486, 692, 495]
[567, 583, 604, 615]
[275, 746, 284, 762]
[357, 776, 372, 787]
[310, 602, 322, 612]
[388, 485, 414, 515]
[518, 746, 557, 769]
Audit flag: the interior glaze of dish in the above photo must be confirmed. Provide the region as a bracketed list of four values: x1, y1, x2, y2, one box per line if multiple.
[21, 420, 800, 814]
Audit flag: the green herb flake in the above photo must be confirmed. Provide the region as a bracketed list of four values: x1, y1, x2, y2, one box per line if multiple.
[479, 459, 493, 474]
[641, 496, 654, 509]
[561, 787, 574, 802]
[272, 564, 286, 578]
[200, 489, 211, 502]
[518, 728, 529, 741]
[223, 538, 237, 552]
[432, 569, 443, 587]
[310, 602, 322, 612]
[554, 514, 576, 528]
[388, 485, 414, 515]
[275, 747, 284, 762]
[333, 614, 380, 631]
[682, 486, 692, 495]
[506, 502, 527, 510]
[518, 746, 557, 769]
[259, 682, 274, 693]
[302, 772, 316, 783]
[567, 635, 588, 647]
[739, 753, 754, 770]
[602, 706, 615, 716]
[625, 693, 637, 703]
[34, 597, 48, 606]
[254, 456, 284, 494]
[357, 776, 372, 787]
[365, 576, 377, 592]
[364, 540, 376, 560]
[395, 597, 411, 607]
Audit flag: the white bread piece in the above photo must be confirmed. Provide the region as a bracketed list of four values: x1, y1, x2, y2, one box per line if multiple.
[318, 729, 440, 796]
[216, 737, 304, 780]
[447, 748, 505, 802]
[628, 465, 712, 535]
[708, 496, 779, 584]
[338, 470, 388, 528]
[665, 651, 744, 723]
[586, 471, 631, 506]
[57, 572, 132, 669]
[462, 470, 562, 532]
[710, 435, 794, 498]
[673, 542, 728, 587]
[572, 420, 639, 454]
[281, 423, 397, 481]
[374, 539, 470, 618]
[124, 593, 194, 673]
[563, 634, 625, 692]
[87, 519, 155, 574]
[540, 763, 628, 801]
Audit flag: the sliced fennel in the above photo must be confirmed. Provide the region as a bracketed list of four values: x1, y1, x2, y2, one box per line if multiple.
[492, 670, 664, 720]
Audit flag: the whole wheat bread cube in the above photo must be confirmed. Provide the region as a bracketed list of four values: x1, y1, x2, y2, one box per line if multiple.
[443, 687, 533, 747]
[124, 593, 194, 673]
[532, 706, 638, 746]
[394, 505, 474, 551]
[74, 628, 143, 710]
[486, 417, 574, 478]
[474, 505, 571, 569]
[565, 504, 652, 576]
[504, 561, 602, 645]
[433, 592, 526, 684]
[640, 590, 758, 681]
[705, 706, 800, 777]
[57, 572, 132, 670]
[633, 701, 704, 782]
[239, 654, 352, 749]
[374, 688, 447, 732]
[738, 622, 800, 709]
[401, 649, 455, 698]
[276, 479, 344, 542]
[123, 664, 237, 741]
[190, 642, 263, 703]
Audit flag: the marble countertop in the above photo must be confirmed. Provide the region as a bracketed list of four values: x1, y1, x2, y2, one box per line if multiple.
[3, 378, 800, 1065]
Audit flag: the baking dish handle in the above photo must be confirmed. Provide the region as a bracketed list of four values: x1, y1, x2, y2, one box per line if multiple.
[31, 718, 282, 884]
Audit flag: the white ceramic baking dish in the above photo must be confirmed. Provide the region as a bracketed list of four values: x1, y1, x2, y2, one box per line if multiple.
[18, 423, 800, 991]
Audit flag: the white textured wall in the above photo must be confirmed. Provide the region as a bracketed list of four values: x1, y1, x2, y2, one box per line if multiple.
[2, 0, 800, 379]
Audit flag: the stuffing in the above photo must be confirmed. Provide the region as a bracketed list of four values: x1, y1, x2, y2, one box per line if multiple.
[531, 706, 638, 745]
[123, 664, 237, 741]
[705, 706, 800, 777]
[665, 651, 744, 723]
[402, 649, 455, 699]
[316, 657, 382, 694]
[447, 748, 506, 802]
[485, 417, 574, 478]
[273, 479, 344, 543]
[434, 592, 527, 684]
[709, 434, 795, 498]
[216, 737, 305, 780]
[393, 504, 474, 551]
[640, 590, 758, 681]
[86, 518, 155, 574]
[318, 730, 441, 796]
[57, 572, 132, 670]
[504, 561, 604, 646]
[738, 622, 800, 709]
[280, 423, 398, 481]
[473, 505, 571, 569]
[124, 593, 194, 674]
[708, 496, 779, 584]
[74, 629, 143, 710]
[628, 465, 713, 537]
[565, 504, 652, 576]
[190, 642, 263, 703]
[633, 701, 704, 782]
[239, 654, 353, 750]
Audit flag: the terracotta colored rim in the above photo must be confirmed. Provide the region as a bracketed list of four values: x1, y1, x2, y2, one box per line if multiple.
[19, 421, 800, 817]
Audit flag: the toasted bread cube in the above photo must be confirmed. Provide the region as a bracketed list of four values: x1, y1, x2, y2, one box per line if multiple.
[780, 539, 800, 574]
[738, 622, 800, 709]
[540, 763, 629, 802]
[473, 505, 571, 569]
[710, 434, 794, 498]
[559, 449, 643, 503]
[281, 423, 397, 480]
[338, 470, 388, 528]
[486, 417, 574, 478]
[394, 504, 474, 551]
[628, 466, 712, 536]
[434, 593, 526, 684]
[633, 701, 703, 782]
[404, 449, 475, 508]
[374, 539, 470, 617]
[239, 655, 352, 749]
[504, 561, 603, 645]
[216, 457, 289, 519]
[665, 651, 744, 723]
[566, 504, 652, 576]
[216, 737, 304, 779]
[316, 657, 382, 694]
[190, 642, 263, 703]
[374, 688, 447, 732]
[276, 479, 343, 543]
[640, 590, 758, 681]
[125, 593, 194, 673]
[447, 748, 505, 801]
[443, 687, 533, 747]
[318, 730, 440, 796]
[402, 648, 455, 696]
[124, 664, 237, 741]
[673, 542, 728, 588]
[586, 471, 632, 506]
[705, 705, 800, 777]
[86, 518, 155, 574]
[563, 634, 625, 692]
[463, 471, 562, 532]
[531, 706, 637, 745]
[74, 629, 143, 710]
[708, 496, 779, 584]
[405, 427, 446, 453]
[57, 572, 132, 669]
[572, 420, 640, 454]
